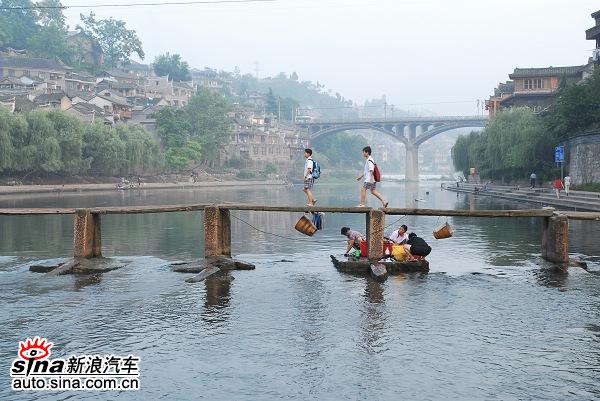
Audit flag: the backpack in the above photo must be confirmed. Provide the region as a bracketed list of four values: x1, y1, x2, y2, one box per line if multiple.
[311, 159, 321, 179]
[369, 159, 381, 182]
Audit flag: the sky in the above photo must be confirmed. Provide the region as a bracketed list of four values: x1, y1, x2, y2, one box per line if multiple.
[62, 0, 599, 115]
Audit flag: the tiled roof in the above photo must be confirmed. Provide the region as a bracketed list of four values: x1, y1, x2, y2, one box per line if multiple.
[509, 65, 587, 79]
[67, 90, 95, 101]
[94, 90, 130, 107]
[34, 92, 67, 104]
[0, 56, 69, 71]
[66, 71, 95, 82]
[173, 81, 193, 89]
[68, 102, 106, 115]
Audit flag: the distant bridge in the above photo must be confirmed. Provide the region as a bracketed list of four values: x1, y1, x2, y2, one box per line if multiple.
[296, 116, 488, 181]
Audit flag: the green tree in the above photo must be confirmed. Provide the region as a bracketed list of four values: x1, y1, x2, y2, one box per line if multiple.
[153, 52, 191, 81]
[312, 132, 368, 169]
[79, 12, 144, 67]
[186, 88, 231, 163]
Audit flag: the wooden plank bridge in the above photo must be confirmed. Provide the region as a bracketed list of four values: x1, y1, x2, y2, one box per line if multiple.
[2, 204, 599, 266]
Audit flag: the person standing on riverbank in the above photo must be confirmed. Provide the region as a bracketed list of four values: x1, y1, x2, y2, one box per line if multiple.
[564, 175, 571, 196]
[356, 146, 388, 208]
[530, 172, 537, 189]
[303, 149, 317, 206]
[553, 177, 564, 199]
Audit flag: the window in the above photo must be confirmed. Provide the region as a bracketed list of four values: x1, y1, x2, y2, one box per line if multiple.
[0, 68, 3, 76]
[253, 146, 258, 155]
[261, 147, 266, 155]
[268, 148, 273, 155]
[23, 70, 30, 77]
[524, 78, 544, 90]
[156, 81, 159, 86]
[8, 69, 15, 77]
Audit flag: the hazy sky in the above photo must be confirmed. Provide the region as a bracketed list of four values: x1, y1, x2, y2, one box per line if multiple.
[63, 0, 599, 115]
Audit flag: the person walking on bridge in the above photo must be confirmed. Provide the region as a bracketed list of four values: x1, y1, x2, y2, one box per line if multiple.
[303, 148, 317, 206]
[356, 146, 388, 208]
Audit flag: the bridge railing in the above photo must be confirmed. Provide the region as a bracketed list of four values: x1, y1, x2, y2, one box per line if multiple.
[298, 116, 489, 125]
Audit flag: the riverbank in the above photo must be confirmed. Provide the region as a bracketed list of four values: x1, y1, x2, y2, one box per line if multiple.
[443, 182, 600, 212]
[0, 180, 287, 196]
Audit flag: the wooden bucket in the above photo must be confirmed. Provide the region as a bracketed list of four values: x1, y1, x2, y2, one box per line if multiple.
[294, 215, 317, 236]
[433, 222, 453, 239]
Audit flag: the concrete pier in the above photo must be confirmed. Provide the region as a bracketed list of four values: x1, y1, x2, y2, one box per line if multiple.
[366, 210, 385, 260]
[73, 209, 102, 258]
[542, 214, 569, 265]
[204, 206, 231, 258]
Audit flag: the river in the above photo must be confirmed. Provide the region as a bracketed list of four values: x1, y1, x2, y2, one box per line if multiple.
[1, 181, 599, 400]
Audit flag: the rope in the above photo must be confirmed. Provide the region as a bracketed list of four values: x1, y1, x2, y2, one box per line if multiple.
[230, 212, 306, 241]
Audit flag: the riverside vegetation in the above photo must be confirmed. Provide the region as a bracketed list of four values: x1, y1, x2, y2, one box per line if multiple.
[452, 69, 600, 183]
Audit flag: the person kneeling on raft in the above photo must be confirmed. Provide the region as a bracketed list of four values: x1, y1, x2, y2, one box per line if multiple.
[404, 232, 431, 260]
[341, 226, 365, 257]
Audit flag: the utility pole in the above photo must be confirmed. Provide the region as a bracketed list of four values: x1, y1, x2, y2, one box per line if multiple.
[384, 101, 387, 120]
[278, 96, 281, 122]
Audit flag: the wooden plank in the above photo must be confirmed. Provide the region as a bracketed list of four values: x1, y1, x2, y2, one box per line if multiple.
[370, 263, 388, 282]
[44, 259, 80, 277]
[383, 208, 554, 218]
[0, 208, 76, 215]
[185, 266, 220, 283]
[90, 204, 209, 214]
[216, 204, 372, 213]
[561, 211, 600, 221]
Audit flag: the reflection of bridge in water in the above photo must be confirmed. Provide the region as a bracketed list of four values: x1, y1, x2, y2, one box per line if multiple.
[296, 116, 489, 181]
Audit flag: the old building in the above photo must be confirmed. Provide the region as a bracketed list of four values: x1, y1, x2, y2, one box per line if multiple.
[485, 65, 588, 116]
[88, 90, 132, 121]
[65, 102, 112, 124]
[587, 10, 600, 65]
[65, 71, 96, 92]
[221, 113, 309, 173]
[0, 56, 70, 90]
[145, 75, 193, 107]
[33, 92, 72, 110]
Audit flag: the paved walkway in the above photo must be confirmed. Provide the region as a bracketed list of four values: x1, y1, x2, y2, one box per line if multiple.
[443, 182, 600, 212]
[0, 180, 286, 196]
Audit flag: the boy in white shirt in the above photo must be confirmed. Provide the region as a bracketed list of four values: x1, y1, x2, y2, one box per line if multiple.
[303, 148, 317, 206]
[356, 146, 388, 208]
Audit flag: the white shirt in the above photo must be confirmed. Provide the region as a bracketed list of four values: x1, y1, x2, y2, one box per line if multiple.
[364, 156, 375, 183]
[304, 157, 314, 179]
[564, 176, 571, 186]
[390, 230, 408, 245]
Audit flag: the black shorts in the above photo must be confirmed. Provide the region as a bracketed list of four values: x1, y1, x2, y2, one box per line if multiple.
[411, 245, 431, 257]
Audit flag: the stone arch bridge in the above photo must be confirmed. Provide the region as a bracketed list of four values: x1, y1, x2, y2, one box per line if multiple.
[296, 116, 488, 181]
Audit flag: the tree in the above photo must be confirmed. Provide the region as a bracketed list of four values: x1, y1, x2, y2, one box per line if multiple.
[153, 52, 191, 81]
[79, 12, 144, 67]
[312, 133, 368, 169]
[153, 88, 232, 170]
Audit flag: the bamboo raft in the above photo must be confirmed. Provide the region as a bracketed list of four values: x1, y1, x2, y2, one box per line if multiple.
[330, 255, 429, 275]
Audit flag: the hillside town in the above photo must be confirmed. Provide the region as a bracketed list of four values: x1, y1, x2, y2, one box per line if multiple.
[0, 37, 309, 176]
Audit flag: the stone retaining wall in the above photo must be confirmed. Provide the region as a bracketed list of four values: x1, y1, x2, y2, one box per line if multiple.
[567, 130, 600, 185]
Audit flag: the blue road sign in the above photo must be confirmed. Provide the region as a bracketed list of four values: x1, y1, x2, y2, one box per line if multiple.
[555, 146, 565, 163]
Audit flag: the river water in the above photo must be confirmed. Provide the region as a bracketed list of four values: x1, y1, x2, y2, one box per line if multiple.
[1, 182, 599, 400]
